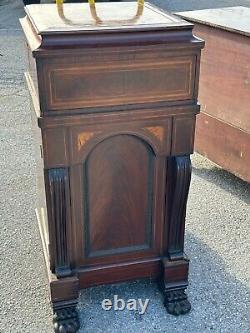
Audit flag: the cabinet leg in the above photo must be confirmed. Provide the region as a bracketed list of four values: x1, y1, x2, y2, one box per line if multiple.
[50, 277, 80, 333]
[164, 288, 191, 316]
[53, 302, 80, 333]
[160, 258, 191, 316]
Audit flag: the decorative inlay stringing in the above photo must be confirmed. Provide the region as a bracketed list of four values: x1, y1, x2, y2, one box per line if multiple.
[145, 126, 164, 142]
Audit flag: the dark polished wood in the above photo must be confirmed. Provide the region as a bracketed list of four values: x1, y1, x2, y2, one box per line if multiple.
[85, 135, 154, 256]
[167, 156, 192, 261]
[21, 2, 204, 332]
[177, 7, 250, 182]
[45, 168, 72, 278]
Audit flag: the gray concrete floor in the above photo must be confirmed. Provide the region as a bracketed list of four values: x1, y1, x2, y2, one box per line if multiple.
[0, 1, 249, 332]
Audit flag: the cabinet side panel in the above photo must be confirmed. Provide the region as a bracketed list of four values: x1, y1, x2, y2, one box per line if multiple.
[27, 46, 39, 98]
[30, 101, 51, 267]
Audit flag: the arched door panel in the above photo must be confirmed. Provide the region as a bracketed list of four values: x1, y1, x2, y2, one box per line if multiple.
[68, 119, 171, 266]
[84, 134, 154, 258]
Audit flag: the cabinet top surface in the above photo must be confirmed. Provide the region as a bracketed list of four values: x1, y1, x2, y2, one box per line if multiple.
[25, 2, 192, 35]
[177, 6, 250, 37]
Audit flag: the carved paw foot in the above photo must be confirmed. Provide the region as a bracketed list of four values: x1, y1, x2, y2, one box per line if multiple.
[53, 306, 80, 333]
[164, 289, 191, 316]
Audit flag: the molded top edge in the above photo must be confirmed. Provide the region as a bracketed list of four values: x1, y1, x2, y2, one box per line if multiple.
[25, 2, 193, 36]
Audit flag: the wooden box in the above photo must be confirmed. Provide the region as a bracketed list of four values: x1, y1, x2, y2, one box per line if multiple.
[177, 7, 250, 182]
[20, 2, 204, 332]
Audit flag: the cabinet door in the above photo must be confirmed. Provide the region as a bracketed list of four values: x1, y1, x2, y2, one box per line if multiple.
[69, 119, 171, 267]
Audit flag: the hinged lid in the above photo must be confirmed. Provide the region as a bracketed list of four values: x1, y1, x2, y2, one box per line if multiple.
[25, 2, 192, 35]
[20, 2, 204, 55]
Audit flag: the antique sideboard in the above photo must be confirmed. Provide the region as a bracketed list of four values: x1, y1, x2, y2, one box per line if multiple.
[177, 7, 250, 182]
[20, 1, 204, 332]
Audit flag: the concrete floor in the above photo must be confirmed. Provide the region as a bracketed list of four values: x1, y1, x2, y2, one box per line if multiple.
[0, 1, 249, 332]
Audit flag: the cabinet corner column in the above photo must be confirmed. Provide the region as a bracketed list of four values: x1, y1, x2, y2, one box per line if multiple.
[161, 155, 192, 316]
[46, 167, 73, 277]
[168, 155, 191, 260]
[45, 167, 80, 333]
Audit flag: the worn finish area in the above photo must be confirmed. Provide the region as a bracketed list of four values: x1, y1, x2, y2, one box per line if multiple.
[0, 1, 249, 333]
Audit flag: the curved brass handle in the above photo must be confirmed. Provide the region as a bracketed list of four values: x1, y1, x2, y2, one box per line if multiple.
[56, 0, 144, 26]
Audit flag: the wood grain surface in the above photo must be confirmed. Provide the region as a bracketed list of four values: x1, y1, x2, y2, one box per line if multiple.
[84, 135, 154, 256]
[22, 2, 203, 328]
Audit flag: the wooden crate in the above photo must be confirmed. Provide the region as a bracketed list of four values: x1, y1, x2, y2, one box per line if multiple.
[177, 7, 250, 182]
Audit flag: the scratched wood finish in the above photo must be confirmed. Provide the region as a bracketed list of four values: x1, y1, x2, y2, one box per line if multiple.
[21, 2, 204, 331]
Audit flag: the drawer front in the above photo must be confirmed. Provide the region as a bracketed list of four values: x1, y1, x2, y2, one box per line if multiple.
[41, 55, 196, 111]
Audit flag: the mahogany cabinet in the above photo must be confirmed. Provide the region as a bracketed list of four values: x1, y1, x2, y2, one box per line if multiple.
[177, 7, 250, 182]
[20, 2, 204, 332]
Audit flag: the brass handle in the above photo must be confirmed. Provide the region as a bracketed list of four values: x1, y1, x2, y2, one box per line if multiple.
[56, 0, 144, 25]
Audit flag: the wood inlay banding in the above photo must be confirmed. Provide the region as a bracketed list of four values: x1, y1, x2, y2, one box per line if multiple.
[77, 132, 95, 150]
[145, 126, 164, 142]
